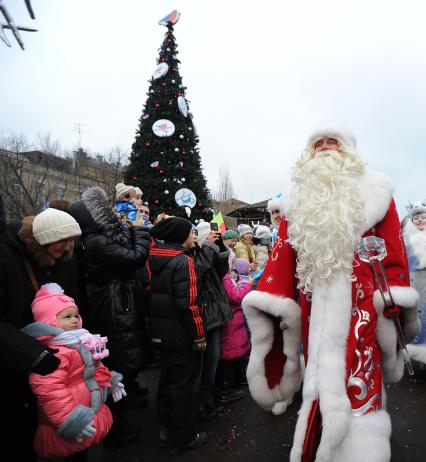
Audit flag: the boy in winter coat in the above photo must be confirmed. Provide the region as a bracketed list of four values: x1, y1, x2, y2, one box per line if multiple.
[148, 217, 208, 455]
[22, 283, 126, 460]
[217, 263, 255, 403]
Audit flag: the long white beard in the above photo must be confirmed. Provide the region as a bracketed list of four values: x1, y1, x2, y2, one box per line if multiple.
[287, 149, 366, 292]
[404, 220, 426, 268]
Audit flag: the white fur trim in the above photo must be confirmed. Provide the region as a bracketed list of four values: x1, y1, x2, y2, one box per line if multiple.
[373, 286, 420, 341]
[242, 291, 302, 410]
[282, 169, 394, 235]
[407, 344, 426, 365]
[292, 273, 354, 460]
[373, 287, 420, 382]
[307, 125, 357, 150]
[291, 409, 391, 462]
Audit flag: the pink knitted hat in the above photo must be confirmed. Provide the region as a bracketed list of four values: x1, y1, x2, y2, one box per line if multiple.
[31, 283, 79, 328]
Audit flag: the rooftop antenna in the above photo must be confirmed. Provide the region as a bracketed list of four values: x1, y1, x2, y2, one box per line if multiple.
[74, 123, 87, 149]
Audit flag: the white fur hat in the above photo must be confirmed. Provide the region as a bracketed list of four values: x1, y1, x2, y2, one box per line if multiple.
[115, 182, 136, 200]
[196, 220, 211, 245]
[267, 195, 282, 213]
[307, 124, 356, 150]
[406, 201, 426, 218]
[254, 225, 272, 245]
[32, 208, 81, 245]
[237, 224, 253, 237]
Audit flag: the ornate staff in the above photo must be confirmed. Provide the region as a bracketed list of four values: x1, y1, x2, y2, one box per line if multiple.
[357, 236, 414, 375]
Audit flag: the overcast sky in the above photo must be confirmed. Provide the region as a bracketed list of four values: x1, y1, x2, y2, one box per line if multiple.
[1, 0, 426, 217]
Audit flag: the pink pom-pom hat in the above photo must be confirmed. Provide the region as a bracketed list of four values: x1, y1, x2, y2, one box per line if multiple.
[31, 283, 79, 328]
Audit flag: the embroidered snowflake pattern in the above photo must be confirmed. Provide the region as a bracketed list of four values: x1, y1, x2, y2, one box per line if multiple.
[266, 275, 274, 284]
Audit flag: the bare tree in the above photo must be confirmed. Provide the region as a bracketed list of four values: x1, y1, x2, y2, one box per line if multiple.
[0, 132, 69, 220]
[213, 166, 236, 202]
[93, 145, 128, 199]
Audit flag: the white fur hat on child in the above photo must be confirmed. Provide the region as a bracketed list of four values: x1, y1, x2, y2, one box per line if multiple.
[237, 224, 253, 237]
[196, 220, 211, 245]
[32, 208, 81, 246]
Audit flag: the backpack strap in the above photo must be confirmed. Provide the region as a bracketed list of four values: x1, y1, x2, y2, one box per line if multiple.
[23, 258, 40, 292]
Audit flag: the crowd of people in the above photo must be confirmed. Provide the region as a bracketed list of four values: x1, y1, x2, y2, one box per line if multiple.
[1, 124, 425, 462]
[0, 174, 280, 461]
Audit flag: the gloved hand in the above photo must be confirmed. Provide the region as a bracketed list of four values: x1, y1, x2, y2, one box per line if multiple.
[111, 382, 127, 402]
[192, 336, 207, 352]
[384, 305, 401, 319]
[74, 420, 96, 443]
[31, 348, 60, 375]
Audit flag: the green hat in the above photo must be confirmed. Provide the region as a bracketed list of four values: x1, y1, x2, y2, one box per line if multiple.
[222, 229, 239, 240]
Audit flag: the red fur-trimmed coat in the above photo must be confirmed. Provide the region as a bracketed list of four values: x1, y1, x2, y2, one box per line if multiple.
[242, 169, 420, 462]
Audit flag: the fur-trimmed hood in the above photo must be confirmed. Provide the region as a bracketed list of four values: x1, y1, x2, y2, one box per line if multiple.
[69, 187, 131, 245]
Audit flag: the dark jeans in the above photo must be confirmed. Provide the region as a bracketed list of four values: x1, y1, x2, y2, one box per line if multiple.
[217, 356, 248, 392]
[198, 327, 221, 408]
[157, 348, 202, 448]
[105, 371, 139, 439]
[3, 384, 38, 461]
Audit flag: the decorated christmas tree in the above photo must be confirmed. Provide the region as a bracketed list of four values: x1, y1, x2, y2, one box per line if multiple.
[126, 11, 212, 221]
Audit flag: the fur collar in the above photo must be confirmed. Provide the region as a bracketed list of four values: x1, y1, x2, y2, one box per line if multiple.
[82, 187, 130, 245]
[283, 168, 394, 235]
[18, 217, 74, 267]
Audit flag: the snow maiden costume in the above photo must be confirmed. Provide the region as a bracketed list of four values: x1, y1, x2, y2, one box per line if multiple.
[242, 126, 420, 462]
[404, 201, 426, 363]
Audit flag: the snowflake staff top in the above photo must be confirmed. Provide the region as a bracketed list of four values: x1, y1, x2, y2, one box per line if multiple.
[126, 11, 211, 219]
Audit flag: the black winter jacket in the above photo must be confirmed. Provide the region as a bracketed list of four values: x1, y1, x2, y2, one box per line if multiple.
[194, 239, 232, 331]
[68, 188, 152, 374]
[148, 242, 205, 351]
[0, 220, 79, 422]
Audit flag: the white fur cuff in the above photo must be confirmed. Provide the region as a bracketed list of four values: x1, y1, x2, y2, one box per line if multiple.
[242, 291, 302, 410]
[373, 286, 420, 342]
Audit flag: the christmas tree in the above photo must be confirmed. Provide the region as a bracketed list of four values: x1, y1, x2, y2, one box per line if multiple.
[126, 11, 212, 221]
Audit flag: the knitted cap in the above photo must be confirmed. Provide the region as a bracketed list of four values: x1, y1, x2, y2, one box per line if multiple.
[222, 229, 239, 240]
[150, 217, 192, 244]
[196, 221, 211, 245]
[32, 283, 79, 327]
[115, 182, 136, 200]
[233, 258, 250, 276]
[32, 208, 81, 245]
[237, 224, 253, 237]
[307, 124, 356, 150]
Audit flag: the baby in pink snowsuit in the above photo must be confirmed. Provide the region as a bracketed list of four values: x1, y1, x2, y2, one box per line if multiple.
[22, 283, 126, 459]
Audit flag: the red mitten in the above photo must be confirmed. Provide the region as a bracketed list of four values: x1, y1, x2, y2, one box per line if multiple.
[383, 305, 401, 319]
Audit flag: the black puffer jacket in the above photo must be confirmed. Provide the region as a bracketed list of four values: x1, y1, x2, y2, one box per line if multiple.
[0, 211, 79, 454]
[194, 239, 232, 331]
[148, 242, 205, 351]
[68, 187, 152, 374]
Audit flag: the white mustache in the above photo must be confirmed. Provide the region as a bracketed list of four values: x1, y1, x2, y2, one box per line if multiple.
[314, 149, 341, 159]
